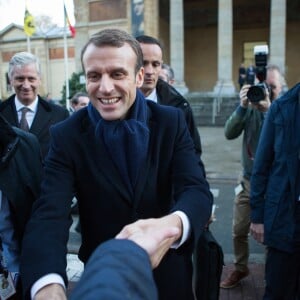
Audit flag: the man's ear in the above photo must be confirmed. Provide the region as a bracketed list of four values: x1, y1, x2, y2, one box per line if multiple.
[136, 67, 144, 88]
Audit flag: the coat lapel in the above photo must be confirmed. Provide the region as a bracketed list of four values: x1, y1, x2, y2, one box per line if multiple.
[30, 102, 51, 136]
[133, 113, 157, 209]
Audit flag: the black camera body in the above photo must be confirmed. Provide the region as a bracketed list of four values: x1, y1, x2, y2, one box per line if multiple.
[246, 45, 270, 103]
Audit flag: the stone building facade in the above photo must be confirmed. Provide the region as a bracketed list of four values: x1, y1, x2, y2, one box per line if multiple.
[0, 0, 299, 101]
[0, 24, 75, 101]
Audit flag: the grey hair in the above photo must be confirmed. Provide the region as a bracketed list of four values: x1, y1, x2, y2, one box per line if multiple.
[8, 52, 41, 80]
[266, 64, 286, 87]
[161, 63, 175, 81]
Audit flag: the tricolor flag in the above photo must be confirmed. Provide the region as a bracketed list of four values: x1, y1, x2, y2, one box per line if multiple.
[24, 7, 35, 36]
[64, 3, 76, 38]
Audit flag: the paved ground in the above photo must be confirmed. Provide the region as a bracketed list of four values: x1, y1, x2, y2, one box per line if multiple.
[66, 126, 266, 299]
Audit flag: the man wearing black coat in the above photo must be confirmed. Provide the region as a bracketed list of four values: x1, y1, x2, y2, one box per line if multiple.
[0, 52, 69, 159]
[20, 29, 212, 300]
[136, 35, 202, 156]
[0, 113, 42, 298]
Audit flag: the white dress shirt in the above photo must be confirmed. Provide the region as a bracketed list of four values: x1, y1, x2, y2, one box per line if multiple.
[15, 97, 38, 128]
[145, 88, 158, 103]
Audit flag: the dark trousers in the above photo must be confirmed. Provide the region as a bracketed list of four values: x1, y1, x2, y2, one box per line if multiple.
[264, 247, 300, 300]
[264, 203, 300, 300]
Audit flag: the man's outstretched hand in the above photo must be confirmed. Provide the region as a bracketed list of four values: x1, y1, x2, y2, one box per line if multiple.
[116, 214, 182, 268]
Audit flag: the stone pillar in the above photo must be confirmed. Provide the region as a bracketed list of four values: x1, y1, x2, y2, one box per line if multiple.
[144, 0, 159, 37]
[73, 0, 90, 72]
[269, 0, 286, 74]
[214, 0, 235, 95]
[170, 0, 188, 95]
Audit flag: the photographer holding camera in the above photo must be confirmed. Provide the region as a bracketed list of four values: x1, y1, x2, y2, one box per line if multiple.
[220, 60, 286, 289]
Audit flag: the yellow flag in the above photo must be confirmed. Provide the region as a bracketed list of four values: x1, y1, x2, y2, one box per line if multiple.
[24, 8, 36, 36]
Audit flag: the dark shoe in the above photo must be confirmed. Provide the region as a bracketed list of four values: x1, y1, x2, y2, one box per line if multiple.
[220, 269, 249, 289]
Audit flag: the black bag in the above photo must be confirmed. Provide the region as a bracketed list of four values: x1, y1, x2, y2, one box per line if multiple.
[192, 228, 224, 300]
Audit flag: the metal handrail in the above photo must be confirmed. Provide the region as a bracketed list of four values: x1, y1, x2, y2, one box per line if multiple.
[212, 81, 224, 124]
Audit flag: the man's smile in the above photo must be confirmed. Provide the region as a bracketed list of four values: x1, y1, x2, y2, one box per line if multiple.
[99, 97, 120, 104]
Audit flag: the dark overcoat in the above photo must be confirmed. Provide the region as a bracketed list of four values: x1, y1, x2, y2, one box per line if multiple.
[251, 83, 300, 252]
[0, 95, 69, 159]
[0, 114, 42, 243]
[21, 101, 213, 299]
[70, 239, 158, 300]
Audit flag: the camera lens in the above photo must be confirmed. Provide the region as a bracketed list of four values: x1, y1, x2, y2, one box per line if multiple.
[246, 85, 266, 103]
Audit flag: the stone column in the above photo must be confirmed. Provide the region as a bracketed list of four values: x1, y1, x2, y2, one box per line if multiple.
[73, 0, 90, 72]
[269, 0, 286, 74]
[170, 0, 188, 94]
[214, 0, 235, 95]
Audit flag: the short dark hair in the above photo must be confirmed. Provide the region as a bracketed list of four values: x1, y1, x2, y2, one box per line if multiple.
[71, 92, 89, 105]
[136, 35, 163, 51]
[81, 28, 143, 75]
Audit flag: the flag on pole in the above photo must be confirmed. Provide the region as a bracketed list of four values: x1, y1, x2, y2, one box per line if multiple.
[64, 3, 76, 38]
[24, 7, 36, 36]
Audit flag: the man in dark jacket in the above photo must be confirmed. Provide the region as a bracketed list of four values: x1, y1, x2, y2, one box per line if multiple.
[220, 64, 287, 289]
[0, 52, 69, 159]
[136, 35, 202, 156]
[250, 83, 300, 299]
[0, 113, 42, 298]
[20, 28, 212, 300]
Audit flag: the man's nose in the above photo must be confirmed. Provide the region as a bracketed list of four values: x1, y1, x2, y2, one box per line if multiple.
[22, 79, 31, 88]
[99, 75, 114, 93]
[144, 64, 154, 74]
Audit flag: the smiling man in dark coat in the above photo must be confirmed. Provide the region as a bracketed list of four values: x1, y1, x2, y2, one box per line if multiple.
[20, 29, 212, 300]
[0, 52, 69, 159]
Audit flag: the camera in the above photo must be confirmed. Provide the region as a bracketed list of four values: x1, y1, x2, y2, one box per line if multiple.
[246, 45, 271, 103]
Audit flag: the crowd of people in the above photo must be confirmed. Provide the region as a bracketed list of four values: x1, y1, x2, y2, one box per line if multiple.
[0, 27, 299, 300]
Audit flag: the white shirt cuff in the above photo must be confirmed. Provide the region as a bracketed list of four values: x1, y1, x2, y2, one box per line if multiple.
[31, 273, 65, 299]
[171, 211, 191, 249]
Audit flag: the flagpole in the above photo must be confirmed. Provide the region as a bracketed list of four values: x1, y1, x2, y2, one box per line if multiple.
[63, 4, 70, 112]
[24, 2, 35, 51]
[27, 36, 31, 52]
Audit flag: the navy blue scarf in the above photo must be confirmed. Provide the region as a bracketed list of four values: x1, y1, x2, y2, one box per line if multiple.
[88, 89, 149, 196]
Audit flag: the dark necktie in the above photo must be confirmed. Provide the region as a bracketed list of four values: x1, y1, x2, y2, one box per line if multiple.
[19, 107, 30, 131]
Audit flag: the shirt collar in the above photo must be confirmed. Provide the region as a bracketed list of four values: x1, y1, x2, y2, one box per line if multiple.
[14, 96, 39, 113]
[145, 88, 158, 103]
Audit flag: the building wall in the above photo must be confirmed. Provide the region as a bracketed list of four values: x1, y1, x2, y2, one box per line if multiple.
[232, 27, 269, 90]
[185, 26, 218, 91]
[0, 0, 299, 100]
[286, 22, 300, 86]
[157, 0, 300, 92]
[0, 25, 75, 100]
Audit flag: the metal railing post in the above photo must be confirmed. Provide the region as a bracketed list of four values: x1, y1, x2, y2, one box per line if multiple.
[212, 81, 224, 125]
